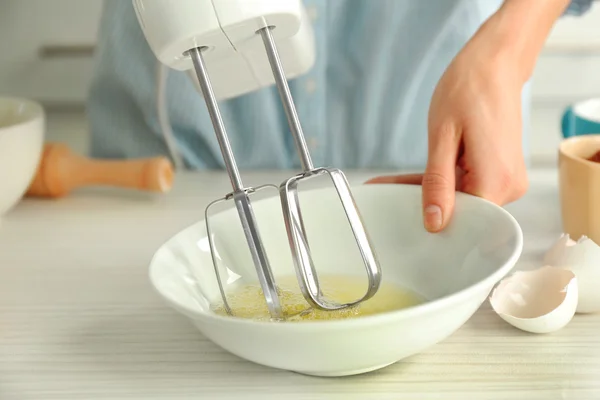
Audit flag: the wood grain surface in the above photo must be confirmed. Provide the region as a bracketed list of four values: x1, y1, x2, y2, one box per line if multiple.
[1, 169, 598, 400]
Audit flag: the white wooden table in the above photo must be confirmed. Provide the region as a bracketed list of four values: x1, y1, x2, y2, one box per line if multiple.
[1, 168, 599, 400]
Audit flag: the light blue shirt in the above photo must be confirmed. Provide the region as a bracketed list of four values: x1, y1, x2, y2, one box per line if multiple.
[87, 0, 593, 170]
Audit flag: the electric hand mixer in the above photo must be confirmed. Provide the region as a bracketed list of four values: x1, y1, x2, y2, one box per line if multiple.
[133, 0, 382, 320]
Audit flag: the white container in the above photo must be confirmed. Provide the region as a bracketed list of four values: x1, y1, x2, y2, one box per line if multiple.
[0, 97, 45, 219]
[149, 184, 523, 377]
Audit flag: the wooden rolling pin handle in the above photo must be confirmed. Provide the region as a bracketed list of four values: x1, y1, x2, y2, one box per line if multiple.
[26, 143, 174, 198]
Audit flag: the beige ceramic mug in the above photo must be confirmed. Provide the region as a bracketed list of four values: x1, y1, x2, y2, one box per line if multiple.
[559, 135, 600, 243]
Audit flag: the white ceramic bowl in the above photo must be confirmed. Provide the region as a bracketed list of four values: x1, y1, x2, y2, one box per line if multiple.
[149, 184, 523, 376]
[0, 97, 45, 218]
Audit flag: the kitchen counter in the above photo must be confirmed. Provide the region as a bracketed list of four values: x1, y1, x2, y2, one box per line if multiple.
[1, 167, 599, 400]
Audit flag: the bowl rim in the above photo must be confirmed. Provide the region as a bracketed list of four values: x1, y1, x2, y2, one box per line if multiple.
[0, 96, 45, 133]
[148, 184, 523, 331]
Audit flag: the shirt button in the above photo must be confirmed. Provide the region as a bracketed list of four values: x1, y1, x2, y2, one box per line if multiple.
[305, 78, 317, 94]
[307, 6, 318, 22]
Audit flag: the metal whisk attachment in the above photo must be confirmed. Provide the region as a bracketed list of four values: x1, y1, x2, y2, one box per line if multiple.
[189, 47, 283, 320]
[258, 27, 381, 310]
[191, 25, 382, 321]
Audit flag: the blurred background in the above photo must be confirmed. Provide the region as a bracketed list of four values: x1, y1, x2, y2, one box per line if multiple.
[0, 0, 599, 167]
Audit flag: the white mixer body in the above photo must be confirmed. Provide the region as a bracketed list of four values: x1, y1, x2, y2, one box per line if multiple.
[132, 0, 316, 100]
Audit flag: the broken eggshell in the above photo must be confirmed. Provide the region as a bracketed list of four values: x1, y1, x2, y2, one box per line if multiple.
[544, 233, 600, 313]
[489, 266, 578, 334]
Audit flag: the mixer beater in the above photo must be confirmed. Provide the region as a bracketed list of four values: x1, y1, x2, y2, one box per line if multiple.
[192, 26, 382, 321]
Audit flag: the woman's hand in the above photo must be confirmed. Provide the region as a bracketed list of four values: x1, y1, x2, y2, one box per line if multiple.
[369, 28, 528, 233]
[368, 0, 571, 233]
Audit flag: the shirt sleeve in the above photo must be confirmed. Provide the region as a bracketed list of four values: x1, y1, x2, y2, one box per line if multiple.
[564, 0, 594, 16]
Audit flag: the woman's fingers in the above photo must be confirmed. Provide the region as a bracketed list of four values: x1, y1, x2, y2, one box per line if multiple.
[367, 160, 466, 234]
[421, 122, 461, 232]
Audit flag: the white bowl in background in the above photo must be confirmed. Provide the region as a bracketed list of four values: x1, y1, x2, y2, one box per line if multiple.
[0, 97, 45, 218]
[149, 184, 523, 377]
